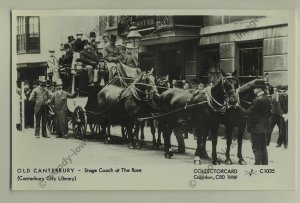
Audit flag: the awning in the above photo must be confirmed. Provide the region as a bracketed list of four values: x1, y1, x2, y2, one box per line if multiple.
[140, 29, 200, 46]
[17, 61, 48, 70]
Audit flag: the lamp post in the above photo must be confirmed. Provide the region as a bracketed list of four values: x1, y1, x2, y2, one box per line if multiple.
[127, 25, 142, 53]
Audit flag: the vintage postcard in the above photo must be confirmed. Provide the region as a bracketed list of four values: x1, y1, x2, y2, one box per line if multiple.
[11, 9, 296, 190]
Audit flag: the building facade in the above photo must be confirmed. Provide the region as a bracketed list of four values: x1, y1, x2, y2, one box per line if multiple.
[200, 15, 288, 86]
[102, 15, 288, 86]
[16, 16, 99, 87]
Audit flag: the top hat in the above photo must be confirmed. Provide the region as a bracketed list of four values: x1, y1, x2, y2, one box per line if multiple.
[89, 32, 96, 38]
[68, 35, 75, 43]
[253, 79, 266, 88]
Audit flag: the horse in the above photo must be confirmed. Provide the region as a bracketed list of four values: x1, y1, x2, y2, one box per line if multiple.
[222, 79, 262, 165]
[158, 70, 239, 165]
[138, 75, 170, 149]
[97, 70, 159, 149]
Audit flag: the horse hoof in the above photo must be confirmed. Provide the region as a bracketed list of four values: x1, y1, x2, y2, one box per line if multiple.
[225, 158, 233, 165]
[164, 152, 172, 159]
[129, 144, 135, 149]
[136, 144, 142, 149]
[212, 160, 221, 165]
[238, 159, 247, 165]
[194, 157, 201, 165]
[104, 137, 111, 144]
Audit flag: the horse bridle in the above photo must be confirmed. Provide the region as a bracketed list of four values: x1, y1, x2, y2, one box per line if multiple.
[205, 75, 240, 111]
[131, 73, 158, 106]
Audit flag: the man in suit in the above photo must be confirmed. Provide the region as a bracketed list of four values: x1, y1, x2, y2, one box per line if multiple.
[103, 34, 121, 80]
[238, 79, 272, 165]
[73, 31, 84, 53]
[59, 43, 73, 68]
[29, 77, 51, 138]
[89, 31, 97, 53]
[47, 49, 61, 83]
[80, 40, 99, 86]
[267, 85, 288, 148]
[68, 35, 75, 51]
[52, 81, 78, 139]
[122, 43, 139, 68]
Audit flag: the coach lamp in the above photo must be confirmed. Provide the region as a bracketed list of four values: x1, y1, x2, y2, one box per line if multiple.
[127, 25, 142, 52]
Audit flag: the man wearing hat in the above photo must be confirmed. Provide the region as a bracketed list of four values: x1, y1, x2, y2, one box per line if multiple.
[267, 84, 288, 148]
[68, 35, 75, 51]
[52, 81, 78, 139]
[89, 31, 97, 52]
[47, 49, 61, 84]
[59, 43, 73, 67]
[103, 34, 122, 80]
[29, 76, 51, 138]
[122, 43, 139, 68]
[73, 31, 84, 52]
[238, 79, 271, 165]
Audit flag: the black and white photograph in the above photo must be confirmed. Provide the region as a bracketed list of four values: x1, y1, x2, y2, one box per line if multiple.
[11, 10, 296, 190]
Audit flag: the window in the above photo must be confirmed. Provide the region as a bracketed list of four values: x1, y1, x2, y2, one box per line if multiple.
[107, 16, 118, 28]
[17, 16, 40, 54]
[238, 41, 263, 84]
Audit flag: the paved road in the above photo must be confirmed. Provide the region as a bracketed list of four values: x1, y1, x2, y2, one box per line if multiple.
[14, 125, 289, 166]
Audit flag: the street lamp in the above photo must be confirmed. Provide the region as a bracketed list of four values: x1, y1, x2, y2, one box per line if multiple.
[127, 25, 142, 49]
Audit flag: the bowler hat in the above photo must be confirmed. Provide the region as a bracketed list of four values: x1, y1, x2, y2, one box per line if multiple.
[253, 79, 266, 88]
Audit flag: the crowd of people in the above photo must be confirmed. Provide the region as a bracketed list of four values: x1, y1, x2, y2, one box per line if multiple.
[46, 30, 139, 89]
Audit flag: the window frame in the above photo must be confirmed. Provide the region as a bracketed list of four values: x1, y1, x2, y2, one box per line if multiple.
[17, 16, 41, 54]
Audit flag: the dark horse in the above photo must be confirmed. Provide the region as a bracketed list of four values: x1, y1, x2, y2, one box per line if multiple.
[97, 70, 158, 148]
[158, 70, 239, 165]
[138, 75, 170, 148]
[223, 79, 259, 165]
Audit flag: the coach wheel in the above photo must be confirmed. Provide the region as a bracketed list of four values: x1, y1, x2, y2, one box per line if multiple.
[72, 106, 87, 139]
[89, 122, 101, 136]
[46, 105, 56, 135]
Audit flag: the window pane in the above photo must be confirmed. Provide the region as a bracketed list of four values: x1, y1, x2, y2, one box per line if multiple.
[29, 17, 39, 37]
